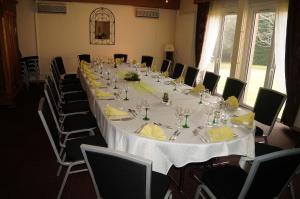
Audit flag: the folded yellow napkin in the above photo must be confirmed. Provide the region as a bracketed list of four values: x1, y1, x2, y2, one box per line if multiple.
[151, 65, 159, 72]
[139, 124, 166, 141]
[190, 83, 205, 94]
[104, 105, 128, 118]
[175, 76, 184, 84]
[95, 90, 113, 99]
[231, 112, 255, 128]
[162, 71, 169, 78]
[132, 59, 137, 65]
[140, 63, 147, 68]
[208, 126, 234, 142]
[115, 58, 121, 64]
[225, 96, 239, 109]
[90, 80, 104, 87]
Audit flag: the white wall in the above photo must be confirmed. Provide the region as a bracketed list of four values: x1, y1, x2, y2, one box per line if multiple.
[16, 0, 38, 57]
[174, 0, 197, 68]
[17, 1, 177, 77]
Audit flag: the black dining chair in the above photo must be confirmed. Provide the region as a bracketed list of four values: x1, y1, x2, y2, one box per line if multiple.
[25, 56, 40, 82]
[202, 71, 220, 94]
[222, 77, 247, 101]
[80, 144, 172, 199]
[54, 56, 78, 80]
[170, 62, 184, 79]
[160, 59, 171, 73]
[78, 54, 91, 63]
[141, 55, 154, 68]
[194, 148, 300, 199]
[38, 97, 107, 199]
[184, 66, 199, 87]
[253, 87, 286, 143]
[114, 54, 128, 63]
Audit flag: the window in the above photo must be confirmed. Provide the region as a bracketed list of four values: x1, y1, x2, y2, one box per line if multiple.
[199, 0, 288, 114]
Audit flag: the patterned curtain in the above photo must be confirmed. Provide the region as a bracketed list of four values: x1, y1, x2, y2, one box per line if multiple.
[281, 0, 300, 126]
[195, 2, 210, 67]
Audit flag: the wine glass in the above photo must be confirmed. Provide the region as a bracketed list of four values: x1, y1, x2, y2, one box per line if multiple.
[175, 106, 184, 129]
[112, 75, 118, 89]
[198, 90, 204, 104]
[182, 108, 192, 128]
[135, 102, 142, 118]
[204, 103, 214, 127]
[123, 85, 129, 101]
[142, 99, 151, 120]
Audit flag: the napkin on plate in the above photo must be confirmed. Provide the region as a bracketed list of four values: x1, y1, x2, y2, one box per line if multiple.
[208, 126, 234, 142]
[139, 123, 166, 141]
[225, 96, 239, 109]
[140, 63, 147, 68]
[175, 76, 184, 84]
[104, 105, 128, 119]
[151, 65, 159, 72]
[189, 83, 205, 94]
[231, 112, 255, 128]
[162, 71, 169, 78]
[95, 90, 113, 99]
[89, 80, 104, 87]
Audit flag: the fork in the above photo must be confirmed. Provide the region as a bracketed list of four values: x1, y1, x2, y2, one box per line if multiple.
[169, 130, 181, 141]
[154, 122, 173, 129]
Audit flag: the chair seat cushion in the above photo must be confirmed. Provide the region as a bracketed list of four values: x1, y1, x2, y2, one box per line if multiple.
[61, 101, 90, 114]
[64, 92, 87, 103]
[63, 113, 97, 132]
[151, 171, 170, 199]
[255, 142, 282, 157]
[202, 166, 247, 199]
[61, 84, 83, 93]
[66, 135, 107, 161]
[255, 126, 264, 136]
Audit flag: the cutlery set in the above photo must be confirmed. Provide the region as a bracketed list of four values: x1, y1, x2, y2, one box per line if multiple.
[169, 130, 181, 141]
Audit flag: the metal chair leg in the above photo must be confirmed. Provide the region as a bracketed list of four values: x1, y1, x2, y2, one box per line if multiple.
[57, 165, 72, 199]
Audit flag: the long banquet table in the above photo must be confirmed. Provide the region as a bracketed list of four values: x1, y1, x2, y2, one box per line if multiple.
[78, 63, 255, 175]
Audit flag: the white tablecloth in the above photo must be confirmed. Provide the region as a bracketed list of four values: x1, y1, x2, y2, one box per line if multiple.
[79, 63, 255, 175]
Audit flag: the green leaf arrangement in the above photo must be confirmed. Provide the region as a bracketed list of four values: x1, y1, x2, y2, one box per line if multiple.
[124, 72, 140, 81]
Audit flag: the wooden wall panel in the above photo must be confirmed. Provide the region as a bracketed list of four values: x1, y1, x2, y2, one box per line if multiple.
[43, 0, 180, 9]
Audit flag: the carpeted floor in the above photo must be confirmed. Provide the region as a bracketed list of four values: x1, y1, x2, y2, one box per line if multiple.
[1, 82, 300, 199]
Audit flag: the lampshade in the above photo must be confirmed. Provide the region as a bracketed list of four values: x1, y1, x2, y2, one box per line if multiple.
[164, 44, 175, 52]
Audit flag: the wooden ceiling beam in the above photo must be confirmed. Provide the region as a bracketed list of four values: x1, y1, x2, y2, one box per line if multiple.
[43, 0, 180, 9]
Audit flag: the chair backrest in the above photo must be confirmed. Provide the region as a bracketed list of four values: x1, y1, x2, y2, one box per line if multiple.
[45, 77, 61, 114]
[38, 97, 63, 163]
[222, 77, 246, 101]
[54, 56, 66, 75]
[253, 87, 286, 133]
[141, 56, 154, 68]
[44, 82, 62, 132]
[114, 54, 128, 63]
[202, 71, 220, 94]
[78, 54, 91, 63]
[184, 66, 199, 87]
[160, 59, 171, 73]
[170, 63, 184, 79]
[238, 148, 300, 199]
[80, 144, 152, 199]
[25, 56, 39, 72]
[20, 57, 29, 81]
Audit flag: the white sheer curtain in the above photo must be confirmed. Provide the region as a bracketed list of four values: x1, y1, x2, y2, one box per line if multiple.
[197, 0, 223, 82]
[273, 0, 288, 94]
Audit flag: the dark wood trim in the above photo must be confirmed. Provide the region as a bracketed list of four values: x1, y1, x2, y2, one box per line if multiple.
[194, 0, 210, 3]
[44, 0, 180, 9]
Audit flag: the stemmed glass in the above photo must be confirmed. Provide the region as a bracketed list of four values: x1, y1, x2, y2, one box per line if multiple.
[135, 102, 142, 118]
[175, 106, 184, 130]
[173, 82, 177, 91]
[205, 103, 214, 127]
[123, 85, 129, 101]
[198, 90, 204, 104]
[142, 99, 151, 121]
[182, 108, 192, 128]
[156, 73, 161, 82]
[112, 75, 118, 89]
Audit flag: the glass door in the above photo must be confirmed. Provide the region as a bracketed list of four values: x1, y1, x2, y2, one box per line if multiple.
[243, 11, 276, 107]
[214, 14, 237, 95]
